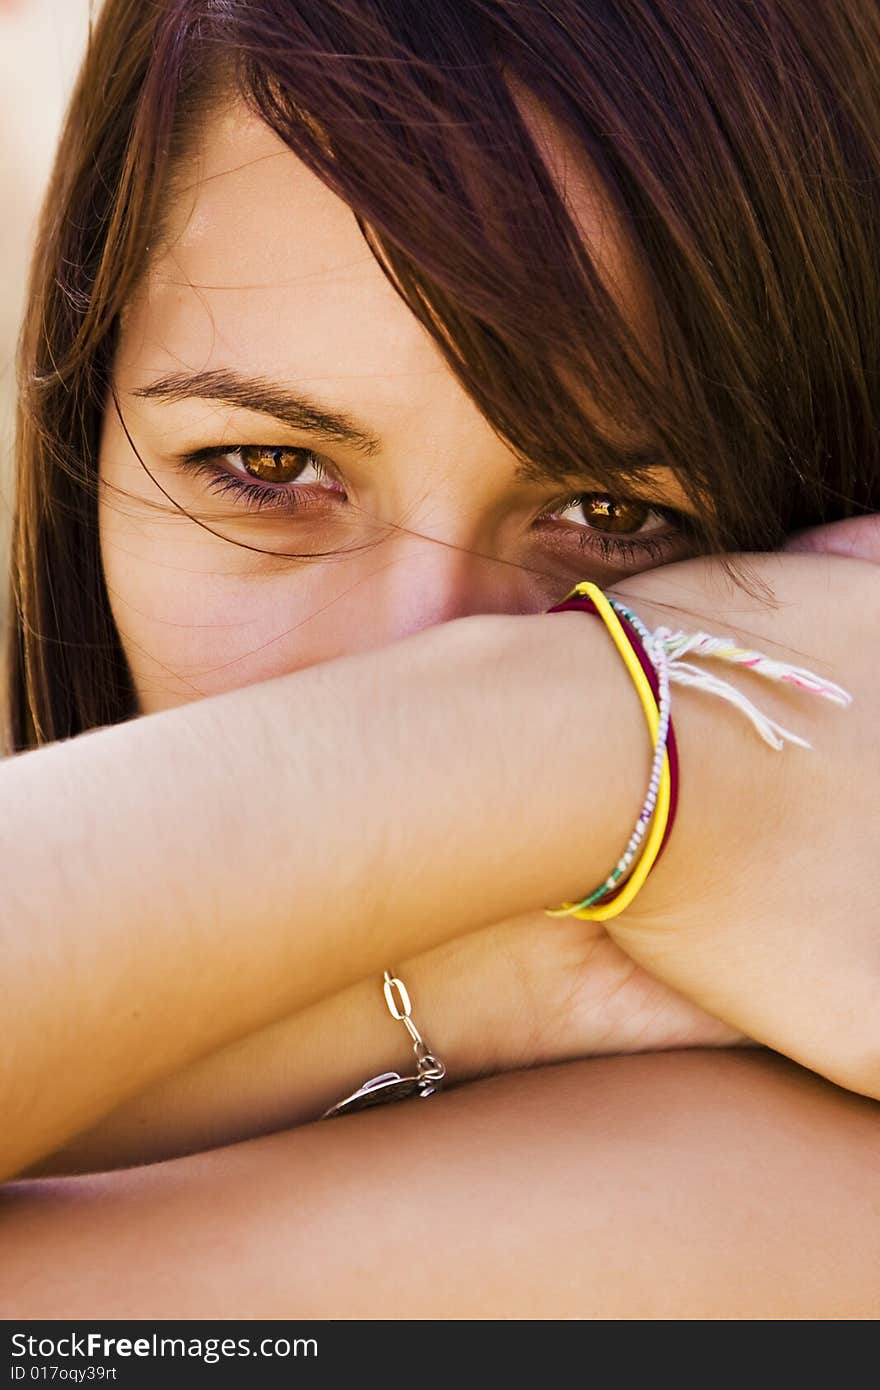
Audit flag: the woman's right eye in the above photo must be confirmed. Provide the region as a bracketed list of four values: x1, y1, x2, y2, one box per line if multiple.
[173, 444, 347, 513]
[213, 445, 338, 487]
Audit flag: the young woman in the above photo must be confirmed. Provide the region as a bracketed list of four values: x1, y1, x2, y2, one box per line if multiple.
[1, 0, 878, 1318]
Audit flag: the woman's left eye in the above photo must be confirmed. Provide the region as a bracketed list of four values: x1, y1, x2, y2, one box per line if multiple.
[541, 491, 694, 564]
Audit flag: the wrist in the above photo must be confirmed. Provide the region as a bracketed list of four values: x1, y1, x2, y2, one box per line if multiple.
[397, 924, 543, 1084]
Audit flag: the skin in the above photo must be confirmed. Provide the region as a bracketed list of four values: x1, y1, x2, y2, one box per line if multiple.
[1, 93, 877, 1316]
[3, 1053, 879, 1321]
[99, 90, 880, 1092]
[87, 94, 737, 1177]
[100, 96, 700, 704]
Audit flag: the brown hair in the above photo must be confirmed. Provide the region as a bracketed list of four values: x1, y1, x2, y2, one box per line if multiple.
[7, 0, 879, 750]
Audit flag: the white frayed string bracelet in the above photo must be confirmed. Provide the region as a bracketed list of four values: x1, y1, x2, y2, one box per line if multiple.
[650, 624, 852, 751]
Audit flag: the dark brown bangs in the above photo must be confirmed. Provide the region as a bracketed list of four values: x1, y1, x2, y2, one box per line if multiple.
[218, 0, 879, 552]
[234, 13, 710, 535]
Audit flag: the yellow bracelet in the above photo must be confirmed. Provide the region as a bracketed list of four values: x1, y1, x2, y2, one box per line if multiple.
[546, 582, 671, 922]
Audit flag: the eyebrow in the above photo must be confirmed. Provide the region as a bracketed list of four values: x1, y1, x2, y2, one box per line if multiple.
[131, 366, 671, 497]
[131, 369, 382, 459]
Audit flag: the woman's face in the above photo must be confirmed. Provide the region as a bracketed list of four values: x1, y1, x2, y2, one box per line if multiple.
[100, 96, 699, 713]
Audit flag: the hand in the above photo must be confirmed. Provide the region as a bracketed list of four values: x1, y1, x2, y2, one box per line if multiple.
[479, 910, 742, 1068]
[473, 515, 879, 1079]
[605, 540, 880, 1098]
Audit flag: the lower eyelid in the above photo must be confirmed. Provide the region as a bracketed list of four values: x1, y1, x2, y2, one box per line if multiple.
[536, 511, 700, 571]
[174, 457, 305, 512]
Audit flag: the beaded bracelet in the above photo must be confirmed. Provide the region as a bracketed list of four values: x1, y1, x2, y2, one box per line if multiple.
[548, 591, 680, 890]
[607, 604, 680, 874]
[546, 582, 675, 921]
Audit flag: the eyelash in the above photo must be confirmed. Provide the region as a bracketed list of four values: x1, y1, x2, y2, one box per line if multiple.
[175, 446, 697, 564]
[540, 492, 697, 565]
[177, 448, 331, 513]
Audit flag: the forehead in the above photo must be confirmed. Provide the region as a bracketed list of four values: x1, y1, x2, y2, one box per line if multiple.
[118, 92, 655, 460]
[124, 100, 417, 396]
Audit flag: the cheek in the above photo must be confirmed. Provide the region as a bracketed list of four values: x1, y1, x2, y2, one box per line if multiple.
[99, 496, 360, 710]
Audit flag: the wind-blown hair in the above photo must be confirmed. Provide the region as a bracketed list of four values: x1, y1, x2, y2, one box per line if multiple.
[7, 0, 880, 747]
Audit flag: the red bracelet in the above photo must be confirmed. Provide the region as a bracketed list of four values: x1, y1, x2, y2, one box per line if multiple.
[547, 593, 680, 888]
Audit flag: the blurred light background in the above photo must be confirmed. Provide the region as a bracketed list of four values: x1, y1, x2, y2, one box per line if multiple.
[1, 0, 92, 650]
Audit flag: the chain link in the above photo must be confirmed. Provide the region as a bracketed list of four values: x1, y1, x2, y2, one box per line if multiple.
[383, 971, 447, 1094]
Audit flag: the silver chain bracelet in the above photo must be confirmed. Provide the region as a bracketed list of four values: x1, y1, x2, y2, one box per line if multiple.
[321, 971, 447, 1119]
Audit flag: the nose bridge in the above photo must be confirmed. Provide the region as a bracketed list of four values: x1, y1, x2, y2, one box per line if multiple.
[341, 523, 524, 642]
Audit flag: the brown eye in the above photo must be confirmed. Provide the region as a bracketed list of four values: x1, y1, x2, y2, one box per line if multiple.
[239, 446, 316, 484]
[541, 488, 693, 567]
[581, 494, 651, 533]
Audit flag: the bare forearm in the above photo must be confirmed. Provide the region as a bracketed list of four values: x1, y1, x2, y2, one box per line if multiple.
[16, 550, 880, 1178]
[25, 923, 540, 1174]
[0, 612, 636, 1178]
[4, 1052, 879, 1319]
[30, 913, 741, 1177]
[4, 550, 877, 1179]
